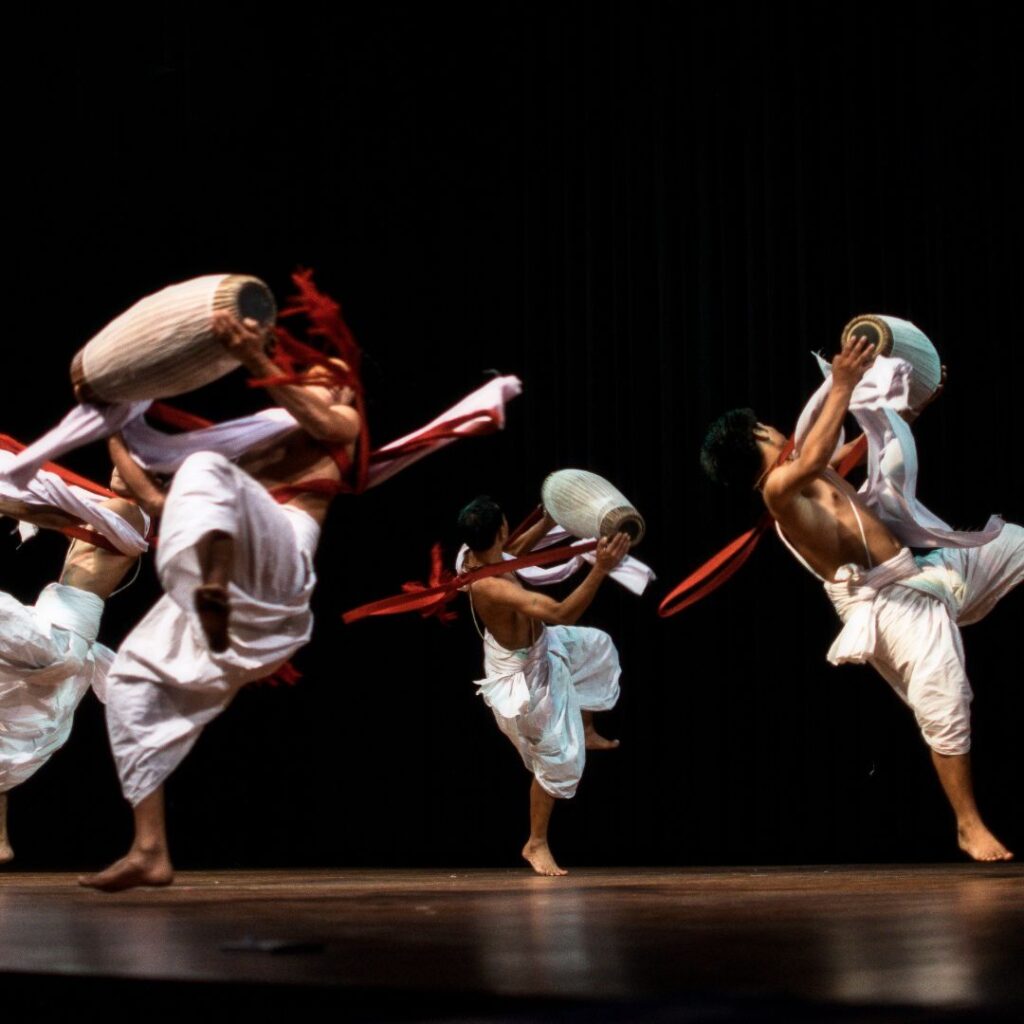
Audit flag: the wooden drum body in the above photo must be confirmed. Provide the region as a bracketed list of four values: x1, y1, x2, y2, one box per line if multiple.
[541, 469, 645, 546]
[841, 313, 942, 412]
[71, 274, 276, 403]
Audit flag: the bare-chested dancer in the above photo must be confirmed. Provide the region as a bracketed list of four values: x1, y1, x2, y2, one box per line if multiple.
[80, 313, 360, 891]
[457, 497, 629, 875]
[701, 333, 1021, 862]
[0, 483, 145, 864]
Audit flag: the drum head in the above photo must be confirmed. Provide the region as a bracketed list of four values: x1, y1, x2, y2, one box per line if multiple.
[842, 314, 893, 356]
[233, 279, 277, 326]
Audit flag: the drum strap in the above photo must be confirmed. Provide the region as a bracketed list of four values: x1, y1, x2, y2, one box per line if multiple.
[657, 435, 868, 617]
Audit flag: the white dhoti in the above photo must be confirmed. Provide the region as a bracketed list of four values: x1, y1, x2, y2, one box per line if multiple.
[784, 357, 1023, 757]
[475, 625, 621, 799]
[0, 583, 112, 793]
[824, 526, 1024, 756]
[104, 451, 319, 806]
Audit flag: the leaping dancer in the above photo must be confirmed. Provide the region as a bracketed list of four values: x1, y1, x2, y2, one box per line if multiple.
[700, 332, 1021, 861]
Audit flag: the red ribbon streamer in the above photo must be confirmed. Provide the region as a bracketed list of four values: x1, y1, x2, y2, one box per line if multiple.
[343, 538, 599, 625]
[658, 434, 868, 617]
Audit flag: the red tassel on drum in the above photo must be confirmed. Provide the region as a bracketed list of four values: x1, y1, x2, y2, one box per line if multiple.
[248, 268, 372, 494]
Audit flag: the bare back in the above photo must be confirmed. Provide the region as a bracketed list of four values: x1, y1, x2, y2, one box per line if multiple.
[59, 498, 146, 599]
[467, 573, 540, 651]
[237, 429, 354, 527]
[767, 467, 901, 581]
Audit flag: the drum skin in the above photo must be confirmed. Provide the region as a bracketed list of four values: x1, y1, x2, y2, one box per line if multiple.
[70, 274, 276, 403]
[541, 469, 645, 546]
[841, 313, 942, 412]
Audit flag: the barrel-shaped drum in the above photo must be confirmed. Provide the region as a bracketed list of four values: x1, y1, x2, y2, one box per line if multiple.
[541, 469, 645, 546]
[70, 274, 277, 403]
[841, 313, 942, 412]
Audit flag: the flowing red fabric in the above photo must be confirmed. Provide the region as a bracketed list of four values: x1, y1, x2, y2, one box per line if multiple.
[343, 537, 600, 625]
[658, 435, 868, 617]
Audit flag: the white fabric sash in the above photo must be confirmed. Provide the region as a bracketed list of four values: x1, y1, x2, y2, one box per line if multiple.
[793, 355, 1003, 551]
[0, 451, 150, 556]
[0, 375, 522, 549]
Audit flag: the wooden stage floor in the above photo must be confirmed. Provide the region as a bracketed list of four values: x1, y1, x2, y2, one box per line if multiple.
[1, 865, 1022, 1021]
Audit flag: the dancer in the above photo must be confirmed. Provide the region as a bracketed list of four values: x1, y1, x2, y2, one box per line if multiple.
[700, 333, 1021, 861]
[457, 497, 629, 876]
[0, 481, 145, 864]
[79, 312, 361, 891]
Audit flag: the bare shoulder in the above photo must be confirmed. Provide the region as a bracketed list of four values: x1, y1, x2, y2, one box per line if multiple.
[470, 575, 520, 605]
[101, 497, 147, 533]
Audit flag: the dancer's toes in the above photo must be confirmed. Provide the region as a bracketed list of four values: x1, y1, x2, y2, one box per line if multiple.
[194, 584, 230, 653]
[958, 823, 1014, 863]
[522, 841, 568, 877]
[79, 849, 174, 892]
[0, 841, 13, 866]
[584, 728, 620, 751]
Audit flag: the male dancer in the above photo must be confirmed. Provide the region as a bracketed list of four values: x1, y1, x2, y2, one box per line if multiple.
[81, 312, 360, 891]
[1, 484, 145, 864]
[457, 497, 629, 876]
[700, 334, 1021, 861]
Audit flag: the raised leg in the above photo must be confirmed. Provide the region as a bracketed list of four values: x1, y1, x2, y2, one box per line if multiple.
[0, 793, 13, 865]
[79, 786, 175, 891]
[930, 751, 1013, 862]
[521, 778, 568, 876]
[193, 530, 234, 652]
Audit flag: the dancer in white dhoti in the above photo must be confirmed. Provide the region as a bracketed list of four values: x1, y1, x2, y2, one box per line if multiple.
[79, 312, 362, 891]
[456, 496, 630, 876]
[701, 332, 1021, 861]
[0, 489, 145, 864]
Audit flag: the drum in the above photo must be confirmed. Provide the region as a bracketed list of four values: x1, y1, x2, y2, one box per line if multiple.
[70, 274, 277, 403]
[841, 314, 942, 412]
[541, 469, 645, 546]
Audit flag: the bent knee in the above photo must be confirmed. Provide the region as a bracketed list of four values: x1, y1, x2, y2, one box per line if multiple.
[916, 706, 972, 757]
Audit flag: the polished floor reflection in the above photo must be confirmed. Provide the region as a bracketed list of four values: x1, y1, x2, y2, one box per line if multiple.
[1, 866, 1022, 1020]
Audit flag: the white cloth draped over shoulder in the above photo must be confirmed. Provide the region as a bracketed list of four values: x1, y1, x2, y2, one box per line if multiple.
[782, 354, 1023, 755]
[0, 583, 113, 792]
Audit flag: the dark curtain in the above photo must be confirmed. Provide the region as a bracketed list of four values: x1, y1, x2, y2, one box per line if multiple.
[3, 2, 1020, 869]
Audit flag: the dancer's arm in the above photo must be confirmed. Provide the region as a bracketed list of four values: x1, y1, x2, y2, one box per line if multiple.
[505, 507, 557, 556]
[214, 313, 361, 445]
[473, 533, 629, 626]
[107, 433, 165, 517]
[765, 335, 875, 510]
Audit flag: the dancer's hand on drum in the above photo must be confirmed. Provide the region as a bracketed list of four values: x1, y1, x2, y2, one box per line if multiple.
[212, 310, 274, 369]
[594, 532, 630, 574]
[831, 333, 875, 391]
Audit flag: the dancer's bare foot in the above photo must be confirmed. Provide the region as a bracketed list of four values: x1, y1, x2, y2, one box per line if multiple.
[78, 847, 174, 892]
[194, 584, 229, 653]
[0, 840, 13, 865]
[522, 840, 568, 876]
[958, 822, 1014, 862]
[584, 726, 620, 751]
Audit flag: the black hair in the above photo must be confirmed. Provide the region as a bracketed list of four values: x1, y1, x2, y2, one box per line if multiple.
[700, 408, 763, 488]
[457, 495, 505, 552]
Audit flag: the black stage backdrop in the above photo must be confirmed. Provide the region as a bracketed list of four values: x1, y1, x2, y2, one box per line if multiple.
[3, 2, 1020, 870]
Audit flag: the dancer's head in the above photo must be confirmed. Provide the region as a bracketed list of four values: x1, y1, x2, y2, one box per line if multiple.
[457, 495, 507, 553]
[701, 408, 785, 489]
